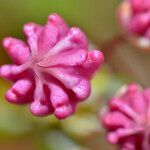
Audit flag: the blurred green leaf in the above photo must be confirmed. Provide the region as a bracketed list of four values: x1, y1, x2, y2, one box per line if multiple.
[0, 79, 32, 136]
[41, 130, 87, 150]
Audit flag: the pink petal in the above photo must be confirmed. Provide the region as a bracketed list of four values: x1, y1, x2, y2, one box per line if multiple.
[30, 101, 53, 117]
[72, 78, 91, 100]
[130, 0, 143, 12]
[39, 27, 88, 65]
[141, 0, 150, 10]
[129, 12, 150, 35]
[143, 88, 150, 106]
[109, 97, 140, 121]
[54, 102, 76, 119]
[30, 77, 53, 117]
[2, 37, 30, 64]
[81, 50, 104, 79]
[107, 132, 119, 144]
[49, 67, 81, 89]
[37, 23, 58, 53]
[123, 84, 147, 115]
[130, 0, 150, 12]
[0, 64, 20, 81]
[47, 81, 69, 108]
[48, 13, 69, 40]
[40, 49, 87, 67]
[102, 111, 132, 129]
[68, 27, 88, 49]
[49, 67, 90, 100]
[23, 23, 42, 56]
[5, 79, 33, 104]
[119, 137, 137, 150]
[23, 23, 42, 37]
[109, 127, 142, 142]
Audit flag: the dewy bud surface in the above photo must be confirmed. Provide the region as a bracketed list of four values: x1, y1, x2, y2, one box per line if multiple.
[0, 13, 104, 119]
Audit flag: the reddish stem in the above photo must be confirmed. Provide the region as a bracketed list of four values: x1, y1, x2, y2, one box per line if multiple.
[100, 34, 126, 62]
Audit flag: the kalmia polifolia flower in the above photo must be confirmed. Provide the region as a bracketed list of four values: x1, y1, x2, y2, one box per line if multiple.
[101, 84, 150, 150]
[118, 0, 150, 51]
[0, 13, 104, 119]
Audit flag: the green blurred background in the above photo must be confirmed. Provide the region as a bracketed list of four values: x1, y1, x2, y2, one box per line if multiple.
[0, 0, 120, 64]
[0, 0, 150, 150]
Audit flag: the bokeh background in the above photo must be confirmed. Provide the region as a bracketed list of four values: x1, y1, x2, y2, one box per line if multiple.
[0, 0, 150, 149]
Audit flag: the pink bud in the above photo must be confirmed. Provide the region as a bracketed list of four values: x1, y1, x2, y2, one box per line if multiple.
[118, 0, 150, 38]
[101, 84, 150, 149]
[0, 13, 104, 119]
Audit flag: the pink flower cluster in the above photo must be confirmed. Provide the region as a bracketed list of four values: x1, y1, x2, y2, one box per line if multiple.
[101, 84, 150, 150]
[118, 0, 150, 39]
[0, 13, 104, 119]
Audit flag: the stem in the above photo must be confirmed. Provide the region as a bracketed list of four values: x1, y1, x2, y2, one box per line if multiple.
[100, 34, 126, 62]
[100, 34, 150, 86]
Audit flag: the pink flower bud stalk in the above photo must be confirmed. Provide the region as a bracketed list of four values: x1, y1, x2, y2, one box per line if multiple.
[117, 0, 150, 51]
[101, 84, 150, 150]
[0, 13, 104, 119]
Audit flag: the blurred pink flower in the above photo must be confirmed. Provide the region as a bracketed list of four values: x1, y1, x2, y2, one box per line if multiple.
[118, 0, 150, 39]
[101, 84, 150, 150]
[0, 13, 104, 119]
